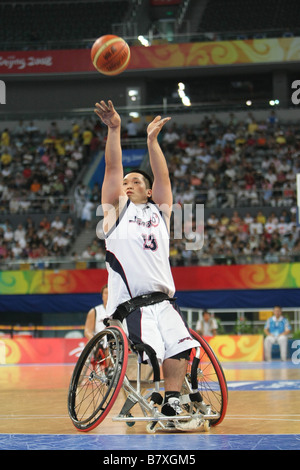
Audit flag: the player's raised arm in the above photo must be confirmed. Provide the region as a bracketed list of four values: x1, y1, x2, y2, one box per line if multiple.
[147, 116, 173, 216]
[94, 100, 125, 206]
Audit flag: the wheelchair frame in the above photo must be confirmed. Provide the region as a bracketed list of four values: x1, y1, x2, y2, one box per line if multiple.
[68, 320, 228, 433]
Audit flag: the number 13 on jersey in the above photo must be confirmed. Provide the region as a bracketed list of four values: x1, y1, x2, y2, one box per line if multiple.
[142, 233, 158, 251]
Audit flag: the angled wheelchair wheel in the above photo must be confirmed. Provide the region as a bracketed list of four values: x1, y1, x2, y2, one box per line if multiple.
[184, 329, 228, 426]
[68, 325, 128, 432]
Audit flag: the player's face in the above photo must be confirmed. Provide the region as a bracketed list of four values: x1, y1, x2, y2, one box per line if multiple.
[123, 173, 152, 203]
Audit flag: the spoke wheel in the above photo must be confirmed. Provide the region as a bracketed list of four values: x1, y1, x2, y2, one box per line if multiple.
[68, 326, 128, 431]
[184, 329, 228, 426]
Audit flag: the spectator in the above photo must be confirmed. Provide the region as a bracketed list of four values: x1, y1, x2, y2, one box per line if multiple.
[163, 126, 180, 148]
[264, 306, 291, 361]
[72, 146, 83, 166]
[30, 178, 41, 193]
[126, 119, 138, 137]
[1, 128, 10, 147]
[195, 310, 218, 336]
[207, 213, 219, 231]
[81, 199, 95, 228]
[51, 216, 64, 231]
[249, 216, 264, 236]
[64, 217, 75, 239]
[81, 245, 93, 259]
[14, 224, 26, 247]
[82, 127, 93, 162]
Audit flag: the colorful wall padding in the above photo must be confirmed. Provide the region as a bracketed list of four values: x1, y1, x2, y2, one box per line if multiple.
[0, 337, 87, 365]
[1, 37, 300, 74]
[128, 37, 300, 70]
[1, 264, 300, 312]
[0, 264, 299, 295]
[208, 335, 263, 362]
[0, 335, 263, 364]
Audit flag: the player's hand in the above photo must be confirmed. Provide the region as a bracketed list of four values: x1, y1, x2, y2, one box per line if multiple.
[94, 100, 121, 128]
[147, 115, 171, 141]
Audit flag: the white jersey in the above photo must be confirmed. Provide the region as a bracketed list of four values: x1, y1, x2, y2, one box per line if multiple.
[105, 200, 175, 317]
[94, 304, 107, 334]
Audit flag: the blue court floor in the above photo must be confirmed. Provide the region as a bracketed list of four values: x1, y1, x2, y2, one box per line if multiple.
[0, 432, 300, 450]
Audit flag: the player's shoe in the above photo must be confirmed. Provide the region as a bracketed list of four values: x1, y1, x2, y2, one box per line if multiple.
[161, 397, 208, 432]
[161, 397, 182, 416]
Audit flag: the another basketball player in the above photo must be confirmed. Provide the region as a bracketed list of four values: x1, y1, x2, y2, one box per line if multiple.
[94, 100, 199, 417]
[84, 284, 108, 341]
[84, 283, 112, 374]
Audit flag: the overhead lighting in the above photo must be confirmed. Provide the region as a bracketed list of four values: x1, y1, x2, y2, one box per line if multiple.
[128, 89, 139, 102]
[138, 35, 150, 47]
[177, 82, 191, 107]
[182, 96, 191, 106]
[128, 89, 138, 97]
[129, 112, 139, 118]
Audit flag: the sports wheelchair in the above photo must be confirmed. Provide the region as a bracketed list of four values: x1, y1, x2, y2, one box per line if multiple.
[68, 320, 228, 433]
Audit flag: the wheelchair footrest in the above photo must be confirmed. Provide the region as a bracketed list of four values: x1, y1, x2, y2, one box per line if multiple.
[113, 414, 192, 422]
[147, 415, 211, 433]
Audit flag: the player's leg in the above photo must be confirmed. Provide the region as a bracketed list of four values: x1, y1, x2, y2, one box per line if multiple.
[161, 355, 189, 416]
[155, 302, 198, 416]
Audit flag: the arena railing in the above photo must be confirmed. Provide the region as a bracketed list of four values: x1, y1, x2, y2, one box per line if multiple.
[1, 250, 300, 272]
[1, 188, 297, 216]
[181, 307, 300, 335]
[0, 307, 299, 338]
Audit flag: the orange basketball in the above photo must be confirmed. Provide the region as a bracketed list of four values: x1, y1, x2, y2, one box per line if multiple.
[91, 35, 130, 76]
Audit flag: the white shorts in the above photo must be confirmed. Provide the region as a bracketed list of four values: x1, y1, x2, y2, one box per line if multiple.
[123, 300, 200, 363]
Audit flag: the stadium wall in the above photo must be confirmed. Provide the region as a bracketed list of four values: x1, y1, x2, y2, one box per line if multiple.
[0, 264, 300, 314]
[1, 37, 300, 115]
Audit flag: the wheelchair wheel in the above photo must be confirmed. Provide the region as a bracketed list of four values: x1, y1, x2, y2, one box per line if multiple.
[184, 329, 228, 426]
[68, 325, 128, 431]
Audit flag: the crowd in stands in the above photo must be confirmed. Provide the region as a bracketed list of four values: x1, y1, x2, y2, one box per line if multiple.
[0, 117, 103, 265]
[0, 117, 104, 213]
[1, 109, 300, 267]
[169, 209, 300, 266]
[77, 109, 300, 267]
[0, 215, 76, 262]
[161, 110, 299, 210]
[158, 110, 300, 266]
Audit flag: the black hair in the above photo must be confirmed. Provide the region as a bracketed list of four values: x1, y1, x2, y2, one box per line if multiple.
[124, 169, 153, 189]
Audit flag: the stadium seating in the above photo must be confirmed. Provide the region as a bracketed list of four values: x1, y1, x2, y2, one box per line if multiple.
[1, 108, 299, 269]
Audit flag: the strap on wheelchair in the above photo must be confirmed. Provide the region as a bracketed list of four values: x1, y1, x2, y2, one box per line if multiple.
[131, 343, 161, 383]
[191, 354, 200, 390]
[112, 291, 176, 322]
